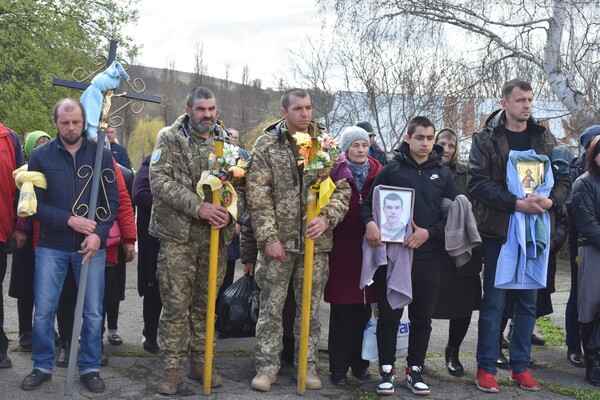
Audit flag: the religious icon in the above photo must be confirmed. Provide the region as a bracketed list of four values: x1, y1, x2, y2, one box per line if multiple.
[517, 161, 544, 194]
[378, 187, 414, 243]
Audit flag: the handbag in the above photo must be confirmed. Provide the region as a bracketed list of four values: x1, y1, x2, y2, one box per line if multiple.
[361, 304, 410, 361]
[106, 221, 121, 247]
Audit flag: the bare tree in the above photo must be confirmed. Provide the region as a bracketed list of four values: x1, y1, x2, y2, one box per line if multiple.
[287, 37, 339, 128]
[193, 42, 208, 88]
[160, 58, 179, 125]
[325, 24, 457, 153]
[319, 0, 600, 131]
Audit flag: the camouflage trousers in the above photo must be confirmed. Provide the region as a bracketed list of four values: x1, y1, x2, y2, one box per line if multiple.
[254, 251, 329, 375]
[156, 226, 225, 370]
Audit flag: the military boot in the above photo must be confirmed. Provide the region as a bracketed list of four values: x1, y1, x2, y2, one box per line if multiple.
[188, 359, 222, 387]
[251, 372, 276, 392]
[157, 368, 182, 395]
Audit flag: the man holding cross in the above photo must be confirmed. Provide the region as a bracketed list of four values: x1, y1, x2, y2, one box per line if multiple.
[21, 98, 119, 393]
[246, 88, 350, 392]
[149, 87, 234, 395]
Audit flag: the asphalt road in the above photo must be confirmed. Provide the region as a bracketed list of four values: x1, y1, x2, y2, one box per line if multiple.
[0, 254, 597, 399]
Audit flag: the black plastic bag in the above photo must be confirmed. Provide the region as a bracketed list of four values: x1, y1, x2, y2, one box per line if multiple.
[216, 274, 260, 338]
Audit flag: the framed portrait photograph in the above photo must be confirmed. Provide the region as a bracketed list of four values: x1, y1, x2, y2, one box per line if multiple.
[517, 161, 544, 194]
[377, 187, 414, 244]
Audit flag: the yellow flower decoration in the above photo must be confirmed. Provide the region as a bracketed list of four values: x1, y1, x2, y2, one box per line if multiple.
[292, 132, 312, 147]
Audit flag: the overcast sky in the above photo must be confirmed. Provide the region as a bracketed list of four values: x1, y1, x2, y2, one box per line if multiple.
[125, 0, 327, 89]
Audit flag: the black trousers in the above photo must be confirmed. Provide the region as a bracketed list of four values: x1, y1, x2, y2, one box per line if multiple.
[9, 233, 35, 336]
[0, 247, 9, 353]
[143, 294, 162, 342]
[374, 255, 442, 368]
[328, 303, 371, 374]
[217, 258, 237, 301]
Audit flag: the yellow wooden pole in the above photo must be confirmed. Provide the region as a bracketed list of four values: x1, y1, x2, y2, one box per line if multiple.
[297, 120, 319, 395]
[203, 127, 224, 395]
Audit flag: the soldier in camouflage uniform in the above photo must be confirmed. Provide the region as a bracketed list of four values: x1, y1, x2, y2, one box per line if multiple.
[149, 87, 233, 395]
[246, 88, 350, 392]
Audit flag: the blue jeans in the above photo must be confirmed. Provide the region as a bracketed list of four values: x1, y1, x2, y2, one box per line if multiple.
[32, 247, 105, 375]
[477, 240, 537, 374]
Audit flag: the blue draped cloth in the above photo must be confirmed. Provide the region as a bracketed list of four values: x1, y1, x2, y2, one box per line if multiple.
[495, 150, 554, 289]
[80, 61, 130, 139]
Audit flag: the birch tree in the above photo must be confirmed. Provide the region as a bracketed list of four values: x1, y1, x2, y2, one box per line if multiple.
[320, 0, 600, 130]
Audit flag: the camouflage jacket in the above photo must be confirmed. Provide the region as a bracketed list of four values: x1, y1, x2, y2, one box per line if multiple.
[245, 119, 350, 254]
[149, 114, 234, 244]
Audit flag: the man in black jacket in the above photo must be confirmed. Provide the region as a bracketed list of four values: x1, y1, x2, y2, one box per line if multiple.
[468, 79, 571, 393]
[362, 116, 457, 396]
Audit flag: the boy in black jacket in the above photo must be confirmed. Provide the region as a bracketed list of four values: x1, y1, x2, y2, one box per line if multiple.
[362, 116, 458, 396]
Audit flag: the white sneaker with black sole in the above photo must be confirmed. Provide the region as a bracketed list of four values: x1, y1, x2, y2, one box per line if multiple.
[406, 365, 430, 396]
[377, 364, 396, 395]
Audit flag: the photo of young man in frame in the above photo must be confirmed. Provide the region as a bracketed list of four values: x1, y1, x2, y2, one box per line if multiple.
[379, 188, 413, 243]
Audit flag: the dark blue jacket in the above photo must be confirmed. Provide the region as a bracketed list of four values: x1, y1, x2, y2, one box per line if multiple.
[110, 142, 131, 170]
[28, 137, 119, 251]
[369, 143, 388, 166]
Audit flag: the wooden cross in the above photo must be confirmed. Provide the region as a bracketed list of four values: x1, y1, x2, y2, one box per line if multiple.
[53, 39, 161, 105]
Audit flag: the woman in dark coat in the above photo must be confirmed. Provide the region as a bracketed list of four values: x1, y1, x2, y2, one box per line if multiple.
[325, 126, 382, 385]
[431, 128, 482, 377]
[571, 135, 600, 386]
[132, 155, 162, 353]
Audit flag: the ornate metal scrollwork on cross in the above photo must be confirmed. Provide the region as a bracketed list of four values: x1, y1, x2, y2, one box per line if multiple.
[71, 165, 116, 221]
[61, 51, 157, 128]
[161, 93, 175, 109]
[108, 76, 148, 127]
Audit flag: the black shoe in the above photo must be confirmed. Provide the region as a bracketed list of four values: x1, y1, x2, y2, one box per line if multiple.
[351, 367, 371, 381]
[19, 332, 32, 352]
[108, 333, 123, 346]
[80, 372, 105, 393]
[0, 353, 12, 368]
[143, 338, 159, 354]
[496, 352, 509, 369]
[330, 372, 348, 385]
[568, 348, 586, 368]
[56, 340, 70, 368]
[531, 333, 546, 346]
[377, 365, 396, 395]
[445, 346, 464, 377]
[586, 354, 600, 386]
[405, 365, 430, 395]
[21, 369, 51, 390]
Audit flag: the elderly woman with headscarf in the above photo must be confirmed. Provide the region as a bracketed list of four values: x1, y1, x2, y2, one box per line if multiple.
[431, 127, 482, 377]
[324, 126, 382, 386]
